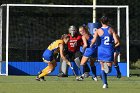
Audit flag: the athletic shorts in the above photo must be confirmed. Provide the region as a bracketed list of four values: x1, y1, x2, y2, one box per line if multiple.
[42, 49, 53, 61]
[114, 46, 120, 54]
[66, 51, 82, 61]
[83, 47, 97, 58]
[98, 46, 114, 62]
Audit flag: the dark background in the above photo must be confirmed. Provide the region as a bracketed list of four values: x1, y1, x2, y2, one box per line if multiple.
[0, 0, 139, 68]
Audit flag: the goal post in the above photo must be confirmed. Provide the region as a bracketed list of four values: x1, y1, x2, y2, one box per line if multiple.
[0, 6, 7, 76]
[0, 6, 2, 75]
[0, 4, 129, 77]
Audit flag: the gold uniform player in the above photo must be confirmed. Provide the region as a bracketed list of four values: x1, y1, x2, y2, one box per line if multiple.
[36, 34, 71, 81]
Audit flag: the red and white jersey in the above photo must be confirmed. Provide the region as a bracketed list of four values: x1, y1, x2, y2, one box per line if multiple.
[67, 34, 83, 53]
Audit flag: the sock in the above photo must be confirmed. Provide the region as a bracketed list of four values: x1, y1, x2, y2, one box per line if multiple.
[114, 64, 121, 74]
[80, 65, 84, 76]
[108, 66, 112, 73]
[83, 63, 90, 73]
[91, 65, 97, 78]
[39, 66, 53, 78]
[101, 70, 107, 84]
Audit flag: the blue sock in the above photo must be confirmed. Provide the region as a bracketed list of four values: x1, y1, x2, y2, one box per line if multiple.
[80, 65, 84, 75]
[84, 63, 90, 73]
[114, 64, 121, 74]
[101, 70, 107, 84]
[91, 65, 97, 78]
[108, 66, 112, 73]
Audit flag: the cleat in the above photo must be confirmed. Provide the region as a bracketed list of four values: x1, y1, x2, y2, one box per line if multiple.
[58, 72, 68, 77]
[104, 62, 109, 74]
[92, 77, 98, 81]
[40, 76, 46, 81]
[36, 76, 41, 81]
[83, 72, 89, 78]
[36, 76, 46, 81]
[76, 76, 84, 81]
[103, 84, 108, 89]
[81, 74, 85, 77]
[38, 71, 46, 81]
[117, 72, 121, 78]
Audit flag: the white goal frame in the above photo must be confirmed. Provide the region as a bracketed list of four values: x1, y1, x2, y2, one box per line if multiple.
[0, 4, 129, 77]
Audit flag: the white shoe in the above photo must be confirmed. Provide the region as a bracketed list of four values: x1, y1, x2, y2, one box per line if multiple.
[92, 77, 98, 81]
[104, 62, 109, 74]
[102, 84, 108, 88]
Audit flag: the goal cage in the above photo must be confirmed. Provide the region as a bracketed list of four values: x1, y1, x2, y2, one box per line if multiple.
[0, 4, 129, 77]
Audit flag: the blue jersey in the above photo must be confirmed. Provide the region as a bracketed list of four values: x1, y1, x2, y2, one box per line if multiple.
[98, 26, 114, 62]
[82, 35, 97, 58]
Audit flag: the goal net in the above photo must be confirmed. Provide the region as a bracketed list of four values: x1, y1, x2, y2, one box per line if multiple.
[0, 4, 129, 76]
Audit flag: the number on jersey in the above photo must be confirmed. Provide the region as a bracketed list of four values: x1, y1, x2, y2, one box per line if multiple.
[104, 36, 110, 45]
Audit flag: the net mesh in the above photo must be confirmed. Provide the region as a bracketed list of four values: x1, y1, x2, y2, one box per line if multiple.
[1, 6, 127, 62]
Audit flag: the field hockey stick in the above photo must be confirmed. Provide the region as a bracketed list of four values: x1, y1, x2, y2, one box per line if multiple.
[70, 66, 77, 77]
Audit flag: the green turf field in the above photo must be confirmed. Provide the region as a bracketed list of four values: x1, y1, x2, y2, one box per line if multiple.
[0, 76, 140, 93]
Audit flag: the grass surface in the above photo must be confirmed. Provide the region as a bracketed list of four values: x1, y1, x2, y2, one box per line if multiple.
[0, 76, 140, 93]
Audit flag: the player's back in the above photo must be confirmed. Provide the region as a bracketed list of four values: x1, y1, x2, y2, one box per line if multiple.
[99, 26, 114, 48]
[47, 39, 64, 52]
[98, 26, 114, 62]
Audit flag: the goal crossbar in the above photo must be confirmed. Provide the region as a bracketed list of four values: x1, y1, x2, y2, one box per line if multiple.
[1, 4, 128, 8]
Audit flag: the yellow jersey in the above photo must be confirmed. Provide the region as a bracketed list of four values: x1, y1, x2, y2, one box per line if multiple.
[47, 39, 64, 53]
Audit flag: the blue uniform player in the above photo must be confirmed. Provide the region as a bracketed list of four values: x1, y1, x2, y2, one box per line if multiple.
[77, 26, 98, 81]
[90, 16, 120, 88]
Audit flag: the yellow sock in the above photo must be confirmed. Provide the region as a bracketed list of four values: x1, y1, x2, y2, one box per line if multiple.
[39, 60, 56, 78]
[39, 66, 53, 78]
